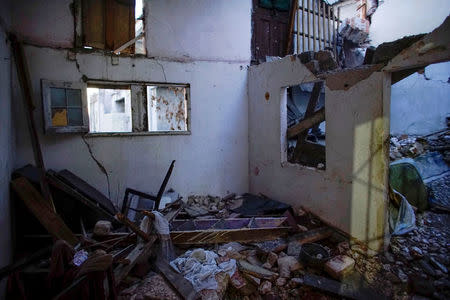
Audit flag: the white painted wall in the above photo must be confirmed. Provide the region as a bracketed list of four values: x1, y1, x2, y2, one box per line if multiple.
[11, 0, 251, 208]
[146, 0, 252, 62]
[370, 0, 450, 135]
[249, 57, 389, 250]
[390, 63, 450, 135]
[11, 0, 74, 48]
[0, 0, 13, 293]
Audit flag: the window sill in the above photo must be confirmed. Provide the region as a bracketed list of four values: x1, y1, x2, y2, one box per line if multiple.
[84, 131, 191, 137]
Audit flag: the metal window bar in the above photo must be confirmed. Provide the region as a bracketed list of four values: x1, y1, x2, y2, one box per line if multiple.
[293, 0, 342, 55]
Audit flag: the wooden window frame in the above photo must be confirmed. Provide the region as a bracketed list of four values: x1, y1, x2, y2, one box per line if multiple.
[85, 81, 191, 137]
[74, 0, 141, 54]
[41, 80, 89, 134]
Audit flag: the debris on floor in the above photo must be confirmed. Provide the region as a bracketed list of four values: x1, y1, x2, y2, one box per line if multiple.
[4, 160, 450, 299]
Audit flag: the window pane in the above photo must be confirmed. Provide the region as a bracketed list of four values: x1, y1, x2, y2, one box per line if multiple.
[51, 108, 68, 126]
[147, 86, 188, 132]
[67, 89, 82, 107]
[87, 87, 132, 133]
[51, 88, 66, 107]
[68, 108, 83, 126]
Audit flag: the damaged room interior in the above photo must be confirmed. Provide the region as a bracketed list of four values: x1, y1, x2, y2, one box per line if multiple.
[0, 0, 449, 299]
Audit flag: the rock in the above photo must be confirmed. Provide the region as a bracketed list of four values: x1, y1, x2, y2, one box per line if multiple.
[287, 240, 302, 258]
[258, 281, 272, 295]
[288, 277, 303, 288]
[418, 259, 437, 277]
[408, 275, 436, 297]
[267, 252, 278, 264]
[410, 246, 423, 258]
[430, 256, 448, 274]
[276, 277, 287, 287]
[384, 251, 395, 263]
[324, 255, 355, 280]
[297, 225, 308, 232]
[93, 220, 112, 236]
[277, 256, 301, 278]
[315, 50, 338, 71]
[397, 268, 409, 283]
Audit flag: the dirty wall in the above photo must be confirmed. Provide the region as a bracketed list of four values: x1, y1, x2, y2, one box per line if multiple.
[11, 0, 252, 207]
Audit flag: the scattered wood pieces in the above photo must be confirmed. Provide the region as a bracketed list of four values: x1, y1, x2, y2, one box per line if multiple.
[116, 212, 151, 242]
[114, 237, 157, 284]
[11, 177, 78, 246]
[291, 226, 333, 245]
[237, 260, 278, 280]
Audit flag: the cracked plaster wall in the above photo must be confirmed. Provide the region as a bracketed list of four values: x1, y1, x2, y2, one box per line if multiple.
[248, 56, 390, 250]
[11, 0, 251, 208]
[370, 0, 450, 135]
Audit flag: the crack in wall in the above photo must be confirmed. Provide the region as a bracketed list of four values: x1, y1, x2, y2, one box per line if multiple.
[81, 135, 111, 199]
[155, 60, 167, 82]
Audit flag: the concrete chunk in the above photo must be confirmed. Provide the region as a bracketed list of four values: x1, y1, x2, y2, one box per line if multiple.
[324, 255, 355, 280]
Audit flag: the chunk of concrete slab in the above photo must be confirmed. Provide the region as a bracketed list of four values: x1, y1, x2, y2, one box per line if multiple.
[324, 255, 355, 280]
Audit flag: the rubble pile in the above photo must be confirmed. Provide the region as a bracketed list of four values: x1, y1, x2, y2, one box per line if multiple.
[346, 211, 450, 299]
[5, 163, 450, 299]
[390, 130, 450, 162]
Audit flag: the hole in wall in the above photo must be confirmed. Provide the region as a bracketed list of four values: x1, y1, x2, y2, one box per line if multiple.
[285, 81, 326, 169]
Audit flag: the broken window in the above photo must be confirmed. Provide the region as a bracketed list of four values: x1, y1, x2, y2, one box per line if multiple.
[285, 81, 326, 169]
[147, 86, 189, 132]
[41, 80, 89, 134]
[42, 80, 190, 135]
[80, 0, 145, 54]
[87, 85, 132, 133]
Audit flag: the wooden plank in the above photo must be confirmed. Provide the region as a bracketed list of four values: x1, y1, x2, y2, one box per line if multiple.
[154, 259, 199, 300]
[170, 227, 289, 245]
[11, 177, 79, 246]
[114, 237, 156, 284]
[57, 169, 116, 215]
[82, 0, 105, 49]
[285, 0, 298, 56]
[116, 213, 151, 242]
[10, 36, 55, 212]
[287, 107, 325, 139]
[46, 171, 117, 224]
[293, 81, 323, 161]
[291, 226, 333, 244]
[105, 0, 135, 52]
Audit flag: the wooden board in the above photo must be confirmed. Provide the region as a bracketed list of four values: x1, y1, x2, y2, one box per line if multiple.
[11, 177, 79, 246]
[82, 0, 106, 49]
[114, 237, 156, 284]
[46, 170, 117, 224]
[154, 259, 199, 300]
[57, 169, 117, 215]
[170, 227, 289, 245]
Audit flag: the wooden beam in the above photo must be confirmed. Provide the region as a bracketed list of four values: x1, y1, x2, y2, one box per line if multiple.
[291, 227, 333, 244]
[115, 213, 151, 242]
[114, 237, 156, 284]
[10, 35, 55, 212]
[170, 227, 289, 245]
[285, 0, 299, 56]
[287, 107, 325, 139]
[11, 177, 79, 246]
[154, 259, 199, 300]
[293, 81, 323, 161]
